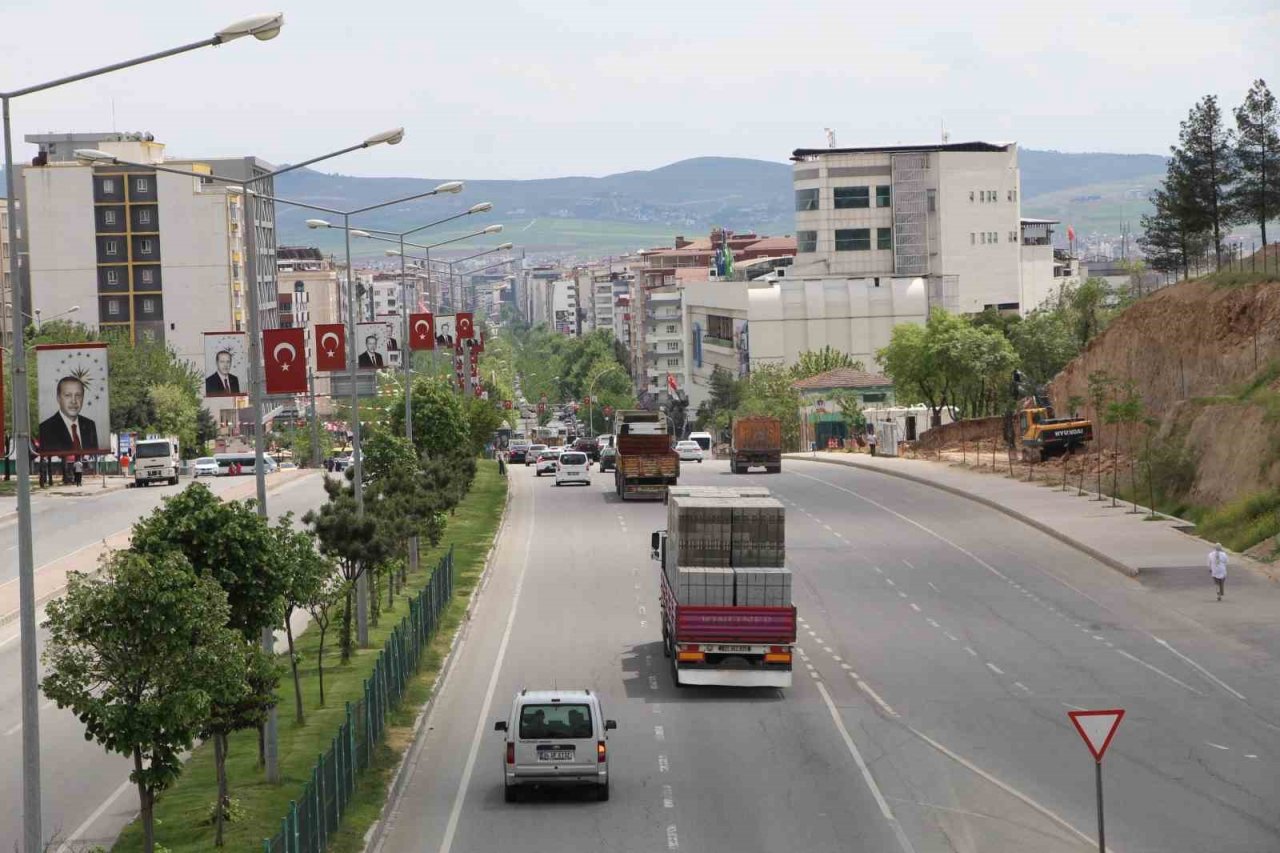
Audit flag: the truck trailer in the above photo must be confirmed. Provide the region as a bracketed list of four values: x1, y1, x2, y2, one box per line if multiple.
[730, 415, 782, 474]
[614, 410, 679, 500]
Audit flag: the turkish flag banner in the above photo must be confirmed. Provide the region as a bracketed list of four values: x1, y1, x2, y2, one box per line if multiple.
[263, 328, 308, 395]
[315, 324, 346, 372]
[409, 313, 435, 351]
[667, 373, 678, 394]
[456, 312, 475, 340]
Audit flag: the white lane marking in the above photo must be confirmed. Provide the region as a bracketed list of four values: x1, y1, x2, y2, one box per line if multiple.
[904, 724, 1098, 848]
[795, 645, 805, 654]
[986, 662, 1004, 675]
[832, 655, 843, 662]
[816, 681, 915, 852]
[1092, 635, 1105, 641]
[653, 705, 662, 714]
[823, 524, 833, 532]
[909, 603, 921, 613]
[638, 605, 646, 615]
[667, 824, 679, 849]
[55, 778, 134, 853]
[658, 754, 669, 772]
[1116, 649, 1204, 695]
[1245, 754, 1259, 759]
[902, 559, 915, 569]
[1014, 682, 1032, 694]
[1206, 742, 1230, 751]
[662, 784, 674, 808]
[926, 618, 940, 629]
[928, 582, 940, 593]
[810, 670, 821, 679]
[806, 662, 816, 671]
[853, 676, 899, 718]
[1063, 703, 1086, 711]
[840, 662, 853, 671]
[648, 675, 659, 691]
[814, 637, 825, 644]
[897, 591, 908, 599]
[885, 578, 896, 587]
[798, 617, 807, 624]
[874, 566, 884, 574]
[823, 646, 834, 654]
[640, 619, 647, 628]
[944, 632, 959, 642]
[654, 725, 665, 741]
[1150, 636, 1247, 701]
[438, 479, 537, 853]
[807, 629, 817, 637]
[964, 646, 978, 657]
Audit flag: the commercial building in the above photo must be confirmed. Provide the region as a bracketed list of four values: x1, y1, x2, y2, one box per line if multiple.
[682, 279, 750, 412]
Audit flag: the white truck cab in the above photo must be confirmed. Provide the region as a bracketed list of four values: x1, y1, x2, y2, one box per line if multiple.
[494, 688, 616, 802]
[133, 435, 180, 487]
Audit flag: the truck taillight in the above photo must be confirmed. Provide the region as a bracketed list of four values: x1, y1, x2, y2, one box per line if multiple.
[506, 743, 515, 765]
[764, 652, 791, 664]
[597, 741, 607, 763]
[676, 645, 705, 663]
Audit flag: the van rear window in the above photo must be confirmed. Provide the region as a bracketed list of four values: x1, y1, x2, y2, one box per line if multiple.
[519, 703, 593, 739]
[560, 453, 587, 465]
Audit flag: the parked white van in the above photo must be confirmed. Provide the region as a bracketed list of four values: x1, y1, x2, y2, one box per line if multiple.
[494, 689, 616, 802]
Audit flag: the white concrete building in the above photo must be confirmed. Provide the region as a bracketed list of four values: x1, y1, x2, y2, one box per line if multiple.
[643, 289, 684, 402]
[551, 279, 579, 336]
[682, 279, 750, 413]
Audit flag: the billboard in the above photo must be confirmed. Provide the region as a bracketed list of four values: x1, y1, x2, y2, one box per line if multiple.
[355, 322, 392, 370]
[203, 331, 248, 397]
[35, 343, 111, 456]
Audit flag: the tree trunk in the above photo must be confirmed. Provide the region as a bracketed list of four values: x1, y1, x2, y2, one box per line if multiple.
[286, 611, 304, 724]
[214, 731, 228, 846]
[388, 560, 396, 609]
[258, 722, 265, 770]
[135, 748, 155, 853]
[341, 586, 354, 663]
[318, 625, 328, 706]
[1111, 424, 1120, 507]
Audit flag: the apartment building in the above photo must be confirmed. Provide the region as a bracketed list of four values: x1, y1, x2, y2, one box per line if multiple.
[643, 289, 684, 404]
[0, 200, 12, 350]
[681, 279, 750, 412]
[278, 247, 342, 414]
[551, 279, 579, 336]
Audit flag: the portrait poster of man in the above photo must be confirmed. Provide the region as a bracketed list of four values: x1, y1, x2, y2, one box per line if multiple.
[203, 331, 248, 397]
[35, 343, 111, 456]
[434, 314, 458, 350]
[356, 322, 392, 370]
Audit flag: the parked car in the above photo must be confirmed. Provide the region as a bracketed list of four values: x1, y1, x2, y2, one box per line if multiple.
[674, 440, 704, 462]
[192, 457, 220, 478]
[555, 451, 591, 486]
[598, 444, 617, 472]
[535, 448, 562, 476]
[494, 688, 616, 802]
[526, 444, 549, 466]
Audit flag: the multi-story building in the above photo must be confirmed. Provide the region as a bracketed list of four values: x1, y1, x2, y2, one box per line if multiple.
[278, 246, 341, 414]
[0, 200, 12, 351]
[681, 279, 750, 412]
[551, 279, 579, 336]
[643, 289, 684, 404]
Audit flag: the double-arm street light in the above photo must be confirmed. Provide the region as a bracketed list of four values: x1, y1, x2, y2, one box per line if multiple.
[74, 126, 410, 785]
[586, 362, 628, 438]
[384, 238, 513, 314]
[28, 304, 80, 333]
[1, 15, 284, 848]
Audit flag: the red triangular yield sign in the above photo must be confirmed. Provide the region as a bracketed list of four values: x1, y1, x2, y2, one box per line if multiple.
[1068, 709, 1125, 762]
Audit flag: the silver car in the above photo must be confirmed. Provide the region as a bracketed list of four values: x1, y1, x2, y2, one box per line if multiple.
[494, 689, 616, 802]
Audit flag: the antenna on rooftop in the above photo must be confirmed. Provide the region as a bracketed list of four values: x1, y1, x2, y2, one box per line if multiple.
[824, 127, 836, 148]
[941, 119, 949, 144]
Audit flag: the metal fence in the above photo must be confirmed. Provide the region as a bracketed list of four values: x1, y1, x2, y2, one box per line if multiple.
[262, 545, 455, 852]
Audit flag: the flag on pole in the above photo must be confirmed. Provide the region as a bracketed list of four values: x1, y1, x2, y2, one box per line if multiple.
[1067, 225, 1076, 243]
[315, 324, 346, 371]
[723, 231, 734, 277]
[263, 328, 308, 395]
[667, 372, 678, 395]
[409, 313, 435, 350]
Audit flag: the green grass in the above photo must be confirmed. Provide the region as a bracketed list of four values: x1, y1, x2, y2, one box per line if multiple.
[1192, 490, 1280, 555]
[111, 462, 508, 852]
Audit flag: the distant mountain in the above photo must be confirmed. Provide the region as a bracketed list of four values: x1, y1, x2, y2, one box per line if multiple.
[1017, 149, 1167, 198]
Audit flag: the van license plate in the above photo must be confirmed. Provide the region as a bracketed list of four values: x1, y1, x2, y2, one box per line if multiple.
[539, 750, 573, 761]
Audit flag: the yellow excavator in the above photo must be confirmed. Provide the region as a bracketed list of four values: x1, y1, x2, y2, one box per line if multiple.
[1011, 371, 1093, 463]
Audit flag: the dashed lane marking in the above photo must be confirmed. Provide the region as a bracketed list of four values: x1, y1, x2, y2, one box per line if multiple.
[885, 578, 896, 587]
[902, 559, 915, 569]
[986, 662, 1004, 675]
[658, 755, 669, 772]
[648, 675, 659, 691]
[662, 785, 674, 808]
[852, 676, 899, 719]
[928, 582, 940, 593]
[1206, 742, 1230, 751]
[964, 646, 978, 657]
[944, 632, 959, 642]
[926, 618, 941, 629]
[909, 602, 921, 612]
[654, 725, 665, 741]
[1151, 636, 1247, 701]
[667, 824, 679, 849]
[1014, 682, 1032, 694]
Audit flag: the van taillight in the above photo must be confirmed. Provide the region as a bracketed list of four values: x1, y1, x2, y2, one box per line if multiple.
[506, 743, 515, 765]
[597, 741, 607, 763]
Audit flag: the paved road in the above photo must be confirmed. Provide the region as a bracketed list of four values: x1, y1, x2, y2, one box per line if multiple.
[0, 471, 329, 851]
[375, 458, 1280, 853]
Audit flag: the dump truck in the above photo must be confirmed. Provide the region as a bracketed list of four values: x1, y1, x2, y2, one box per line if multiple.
[730, 415, 782, 474]
[651, 487, 795, 688]
[613, 409, 679, 500]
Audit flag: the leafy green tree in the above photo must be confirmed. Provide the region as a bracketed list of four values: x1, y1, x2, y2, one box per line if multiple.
[388, 376, 468, 460]
[361, 425, 420, 486]
[306, 574, 346, 706]
[828, 389, 866, 439]
[462, 395, 507, 456]
[1172, 94, 1239, 267]
[878, 310, 974, 426]
[206, 643, 278, 845]
[1007, 309, 1076, 386]
[42, 550, 244, 853]
[196, 406, 219, 455]
[1233, 79, 1280, 246]
[275, 516, 332, 724]
[146, 382, 199, 453]
[790, 346, 866, 380]
[694, 365, 742, 440]
[1087, 371, 1116, 497]
[738, 364, 803, 451]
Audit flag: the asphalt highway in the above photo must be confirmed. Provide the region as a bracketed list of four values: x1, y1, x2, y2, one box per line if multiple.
[374, 457, 1280, 853]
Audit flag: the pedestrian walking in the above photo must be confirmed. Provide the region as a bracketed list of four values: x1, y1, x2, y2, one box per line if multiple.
[73, 457, 83, 487]
[1208, 543, 1228, 601]
[497, 451, 507, 476]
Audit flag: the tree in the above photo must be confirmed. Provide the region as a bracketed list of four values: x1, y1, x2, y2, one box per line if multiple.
[1086, 371, 1116, 498]
[462, 395, 506, 456]
[695, 365, 742, 440]
[306, 574, 346, 706]
[388, 376, 468, 460]
[1233, 79, 1280, 247]
[1007, 309, 1076, 386]
[1140, 158, 1210, 279]
[737, 364, 803, 451]
[1173, 95, 1239, 267]
[42, 550, 244, 853]
[1064, 277, 1113, 349]
[828, 389, 866, 440]
[146, 382, 199, 453]
[790, 346, 865, 380]
[877, 310, 972, 426]
[196, 406, 219, 453]
[275, 516, 332, 725]
[361, 425, 420, 486]
[206, 643, 278, 845]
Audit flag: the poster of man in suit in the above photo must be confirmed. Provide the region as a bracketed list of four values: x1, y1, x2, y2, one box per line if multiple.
[356, 322, 392, 369]
[433, 314, 457, 350]
[35, 343, 110, 455]
[203, 331, 247, 397]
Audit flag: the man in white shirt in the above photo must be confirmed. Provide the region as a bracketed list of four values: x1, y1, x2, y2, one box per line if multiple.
[1208, 543, 1228, 601]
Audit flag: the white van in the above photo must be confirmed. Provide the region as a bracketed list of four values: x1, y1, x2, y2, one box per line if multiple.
[555, 451, 591, 486]
[494, 689, 616, 802]
[688, 431, 714, 454]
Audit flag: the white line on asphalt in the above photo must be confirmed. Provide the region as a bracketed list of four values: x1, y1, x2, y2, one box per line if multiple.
[658, 754, 669, 772]
[3, 721, 21, 737]
[667, 824, 679, 849]
[823, 646, 833, 654]
[832, 654, 842, 662]
[904, 724, 1098, 848]
[1150, 636, 1247, 701]
[902, 559, 915, 569]
[662, 784, 674, 808]
[986, 662, 1004, 675]
[1116, 649, 1204, 695]
[928, 582, 940, 593]
[1245, 754, 1258, 759]
[640, 620, 647, 628]
[874, 566, 884, 574]
[897, 591, 908, 599]
[814, 637, 825, 644]
[852, 677, 899, 719]
[649, 675, 659, 691]
[1063, 703, 1086, 711]
[55, 778, 133, 853]
[638, 605, 646, 615]
[909, 602, 921, 612]
[1013, 682, 1032, 694]
[810, 670, 821, 679]
[806, 663, 815, 671]
[655, 725, 665, 741]
[885, 578, 896, 587]
[964, 646, 978, 657]
[926, 618, 940, 629]
[944, 632, 959, 642]
[823, 523, 833, 531]
[816, 681, 915, 853]
[437, 482, 537, 853]
[1206, 742, 1230, 750]
[841, 663, 854, 672]
[653, 704, 662, 714]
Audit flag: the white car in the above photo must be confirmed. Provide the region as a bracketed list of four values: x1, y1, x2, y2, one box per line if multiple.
[494, 688, 616, 802]
[675, 440, 704, 462]
[535, 448, 562, 476]
[555, 451, 591, 486]
[526, 444, 549, 466]
[192, 457, 220, 477]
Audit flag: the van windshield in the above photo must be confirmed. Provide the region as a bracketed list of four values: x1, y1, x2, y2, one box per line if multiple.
[135, 442, 172, 458]
[519, 703, 593, 739]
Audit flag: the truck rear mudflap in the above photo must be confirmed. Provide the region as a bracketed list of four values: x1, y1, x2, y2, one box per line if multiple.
[674, 666, 793, 688]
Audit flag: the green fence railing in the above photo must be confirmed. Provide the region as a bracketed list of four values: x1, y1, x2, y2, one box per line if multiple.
[263, 545, 455, 852]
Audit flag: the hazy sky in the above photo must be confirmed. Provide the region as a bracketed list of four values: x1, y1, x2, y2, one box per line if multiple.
[3, 0, 1275, 180]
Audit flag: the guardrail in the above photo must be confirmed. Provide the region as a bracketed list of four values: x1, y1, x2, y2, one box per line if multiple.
[262, 545, 455, 852]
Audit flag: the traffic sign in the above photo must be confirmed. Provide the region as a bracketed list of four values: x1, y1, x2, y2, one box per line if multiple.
[1068, 709, 1125, 763]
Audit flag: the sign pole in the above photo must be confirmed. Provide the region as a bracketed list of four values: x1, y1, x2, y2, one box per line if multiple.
[1095, 760, 1105, 853]
[1067, 707, 1123, 853]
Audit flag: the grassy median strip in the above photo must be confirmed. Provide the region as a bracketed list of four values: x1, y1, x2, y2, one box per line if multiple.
[112, 462, 508, 852]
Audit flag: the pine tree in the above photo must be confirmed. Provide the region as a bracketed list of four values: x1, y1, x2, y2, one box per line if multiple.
[1233, 79, 1280, 247]
[1173, 95, 1239, 267]
[1139, 157, 1210, 279]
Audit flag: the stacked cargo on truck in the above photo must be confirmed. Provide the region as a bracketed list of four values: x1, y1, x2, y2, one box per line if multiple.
[613, 409, 679, 500]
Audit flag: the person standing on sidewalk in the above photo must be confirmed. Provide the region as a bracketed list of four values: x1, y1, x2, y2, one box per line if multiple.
[1208, 543, 1228, 601]
[73, 457, 83, 487]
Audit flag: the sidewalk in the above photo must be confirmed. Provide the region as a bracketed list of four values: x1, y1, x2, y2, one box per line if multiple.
[0, 467, 316, 627]
[785, 451, 1277, 584]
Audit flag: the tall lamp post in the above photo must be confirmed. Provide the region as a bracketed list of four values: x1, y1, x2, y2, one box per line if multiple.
[28, 304, 80, 333]
[1, 16, 284, 848]
[586, 362, 627, 439]
[77, 126, 410, 784]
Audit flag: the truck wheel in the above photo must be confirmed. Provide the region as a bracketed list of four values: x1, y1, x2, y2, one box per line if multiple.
[597, 780, 610, 802]
[662, 623, 672, 657]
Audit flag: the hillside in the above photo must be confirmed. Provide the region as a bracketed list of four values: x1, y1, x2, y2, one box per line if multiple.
[271, 148, 1168, 256]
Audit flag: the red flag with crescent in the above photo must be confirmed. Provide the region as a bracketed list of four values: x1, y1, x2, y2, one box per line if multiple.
[264, 328, 308, 394]
[315, 323, 346, 372]
[1067, 225, 1076, 243]
[409, 313, 435, 351]
[456, 312, 475, 340]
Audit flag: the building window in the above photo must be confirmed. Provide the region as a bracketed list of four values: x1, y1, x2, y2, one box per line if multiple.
[927, 189, 937, 213]
[834, 228, 871, 251]
[106, 269, 119, 285]
[795, 188, 819, 211]
[142, 298, 155, 314]
[665, 341, 678, 351]
[877, 227, 893, 250]
[141, 328, 156, 343]
[796, 230, 817, 253]
[833, 186, 870, 209]
[1007, 189, 1014, 202]
[707, 314, 733, 341]
[102, 178, 116, 195]
[666, 324, 676, 333]
[140, 238, 153, 254]
[1009, 231, 1016, 243]
[875, 185, 891, 208]
[103, 209, 116, 226]
[107, 300, 121, 316]
[138, 208, 152, 226]
[140, 268, 154, 285]
[105, 240, 119, 256]
[232, 262, 241, 279]
[135, 177, 149, 193]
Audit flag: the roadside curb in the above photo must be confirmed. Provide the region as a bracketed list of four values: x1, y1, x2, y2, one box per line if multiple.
[785, 454, 1141, 578]
[364, 471, 514, 853]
